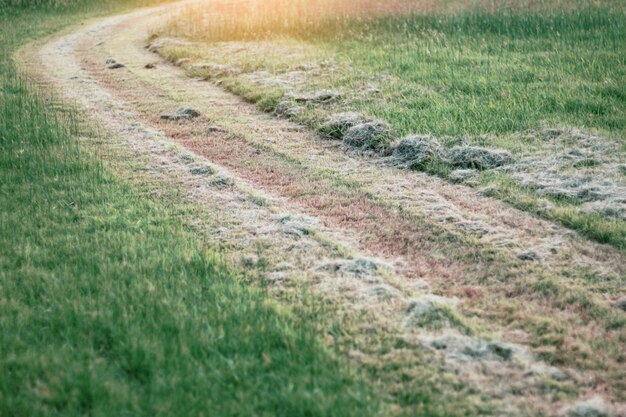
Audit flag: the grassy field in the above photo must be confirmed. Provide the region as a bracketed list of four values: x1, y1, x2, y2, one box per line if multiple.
[3, 0, 625, 415]
[157, 0, 626, 249]
[0, 3, 382, 416]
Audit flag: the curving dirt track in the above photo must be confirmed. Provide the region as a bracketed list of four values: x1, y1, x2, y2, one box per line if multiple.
[16, 2, 626, 415]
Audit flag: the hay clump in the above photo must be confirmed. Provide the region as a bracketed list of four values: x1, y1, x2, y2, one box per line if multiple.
[273, 101, 303, 118]
[188, 63, 241, 78]
[391, 135, 445, 169]
[561, 396, 610, 417]
[449, 146, 513, 170]
[449, 169, 478, 184]
[105, 58, 124, 69]
[160, 106, 201, 121]
[343, 121, 393, 153]
[426, 333, 526, 363]
[286, 89, 340, 103]
[405, 295, 459, 329]
[320, 112, 369, 139]
[314, 258, 388, 284]
[188, 164, 214, 176]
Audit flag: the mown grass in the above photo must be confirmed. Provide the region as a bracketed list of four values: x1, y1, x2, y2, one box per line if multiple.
[158, 0, 626, 249]
[0, 3, 382, 416]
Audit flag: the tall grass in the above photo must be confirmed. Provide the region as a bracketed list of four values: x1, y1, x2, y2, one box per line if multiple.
[0, 3, 382, 416]
[343, 6, 625, 135]
[167, 0, 447, 42]
[0, 0, 166, 15]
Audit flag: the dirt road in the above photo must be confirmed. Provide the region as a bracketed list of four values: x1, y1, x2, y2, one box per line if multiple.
[16, 3, 626, 415]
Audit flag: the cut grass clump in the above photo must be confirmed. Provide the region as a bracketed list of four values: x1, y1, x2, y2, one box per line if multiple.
[320, 112, 370, 139]
[404, 296, 467, 332]
[0, 4, 383, 417]
[391, 135, 445, 170]
[343, 120, 394, 153]
[447, 146, 513, 170]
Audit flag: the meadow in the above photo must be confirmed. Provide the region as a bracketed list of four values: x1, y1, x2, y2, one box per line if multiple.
[2, 0, 625, 415]
[158, 0, 626, 249]
[0, 2, 382, 416]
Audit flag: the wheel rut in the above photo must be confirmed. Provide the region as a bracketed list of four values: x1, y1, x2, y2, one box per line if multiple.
[15, 3, 626, 415]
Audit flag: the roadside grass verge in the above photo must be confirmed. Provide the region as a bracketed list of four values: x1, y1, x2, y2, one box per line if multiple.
[0, 5, 381, 417]
[156, 0, 626, 250]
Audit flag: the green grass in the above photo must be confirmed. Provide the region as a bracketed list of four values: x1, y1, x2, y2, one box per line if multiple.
[0, 0, 165, 15]
[0, 4, 382, 417]
[333, 7, 625, 138]
[158, 0, 626, 250]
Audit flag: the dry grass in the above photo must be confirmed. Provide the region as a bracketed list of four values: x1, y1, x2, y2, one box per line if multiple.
[163, 0, 623, 42]
[166, 0, 456, 42]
